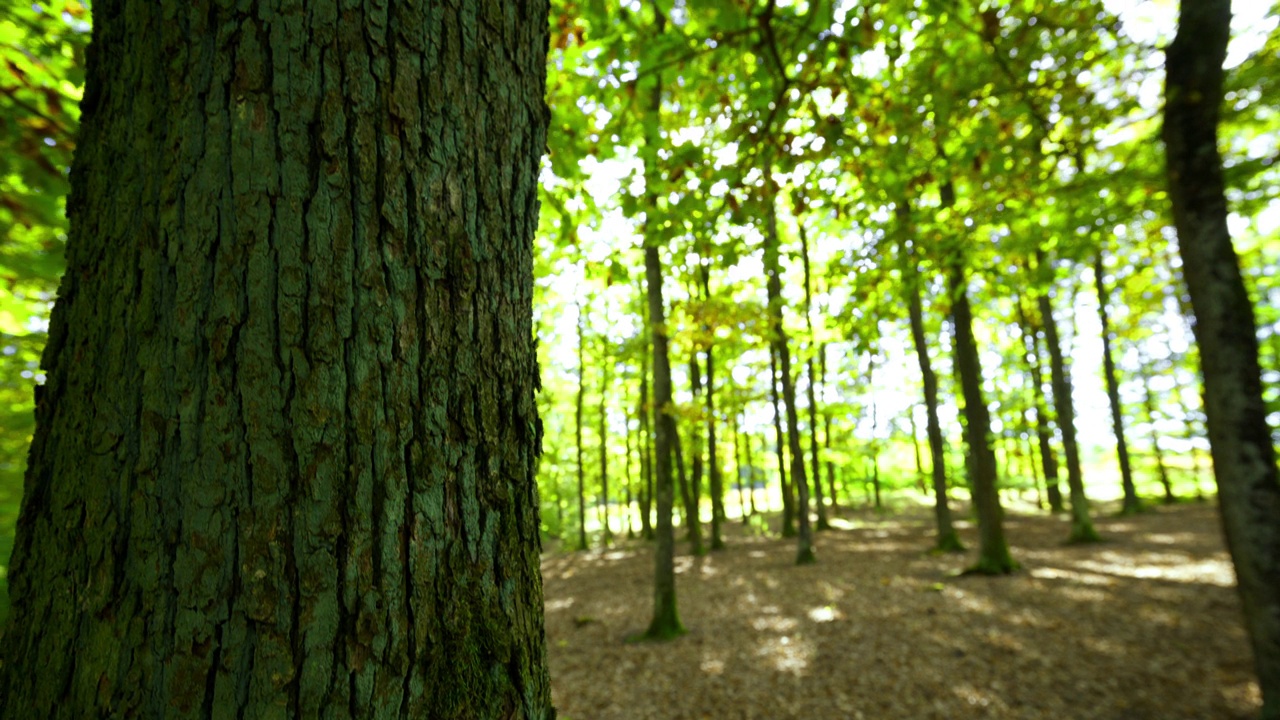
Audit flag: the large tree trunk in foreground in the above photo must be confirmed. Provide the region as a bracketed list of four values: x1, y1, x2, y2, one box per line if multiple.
[764, 199, 814, 564]
[1038, 279, 1101, 543]
[1093, 249, 1141, 514]
[1165, 1, 1280, 713]
[0, 3, 553, 717]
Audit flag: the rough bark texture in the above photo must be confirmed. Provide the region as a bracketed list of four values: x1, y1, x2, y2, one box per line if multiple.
[0, 1, 553, 718]
[1093, 250, 1141, 515]
[764, 200, 814, 565]
[1038, 286, 1101, 543]
[1164, 0, 1280, 713]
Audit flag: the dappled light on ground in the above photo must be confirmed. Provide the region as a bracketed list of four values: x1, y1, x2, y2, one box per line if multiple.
[543, 503, 1260, 719]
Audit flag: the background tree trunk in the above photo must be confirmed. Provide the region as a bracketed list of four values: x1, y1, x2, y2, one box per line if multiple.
[0, 2, 553, 716]
[1164, 0, 1280, 711]
[1093, 249, 1141, 514]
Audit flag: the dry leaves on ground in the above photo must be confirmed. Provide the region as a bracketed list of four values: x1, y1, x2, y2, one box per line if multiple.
[543, 502, 1259, 720]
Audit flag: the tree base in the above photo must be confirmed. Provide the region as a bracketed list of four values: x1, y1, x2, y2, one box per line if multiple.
[962, 555, 1019, 575]
[632, 618, 686, 643]
[795, 546, 817, 565]
[816, 518, 832, 531]
[709, 537, 726, 551]
[934, 533, 966, 554]
[1067, 522, 1103, 544]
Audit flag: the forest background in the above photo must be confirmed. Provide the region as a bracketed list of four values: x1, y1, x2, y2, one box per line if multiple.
[0, 0, 1276, 620]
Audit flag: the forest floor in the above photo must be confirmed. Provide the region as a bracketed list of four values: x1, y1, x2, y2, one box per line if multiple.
[542, 500, 1259, 720]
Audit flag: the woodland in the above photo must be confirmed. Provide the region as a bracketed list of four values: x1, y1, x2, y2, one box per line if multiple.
[0, 0, 1276, 718]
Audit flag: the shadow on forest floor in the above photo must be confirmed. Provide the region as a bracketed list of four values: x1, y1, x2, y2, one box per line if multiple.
[543, 502, 1259, 720]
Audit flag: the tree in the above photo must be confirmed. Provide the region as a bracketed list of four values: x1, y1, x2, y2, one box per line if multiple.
[0, 2, 554, 718]
[1164, 0, 1280, 714]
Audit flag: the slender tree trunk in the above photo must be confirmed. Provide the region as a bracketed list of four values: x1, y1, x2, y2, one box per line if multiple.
[1017, 294, 1066, 513]
[1165, 2, 1280, 710]
[640, 12, 684, 638]
[901, 209, 962, 551]
[869, 386, 883, 511]
[764, 198, 815, 564]
[576, 304, 590, 551]
[1037, 269, 1101, 543]
[705, 341, 726, 549]
[819, 344, 840, 514]
[626, 410, 637, 539]
[1093, 249, 1141, 514]
[745, 428, 760, 516]
[639, 350, 655, 540]
[733, 415, 747, 523]
[685, 351, 706, 555]
[942, 182, 1014, 574]
[909, 410, 926, 494]
[798, 223, 831, 530]
[1138, 354, 1176, 504]
[599, 333, 613, 547]
[0, 2, 554, 715]
[770, 346, 796, 536]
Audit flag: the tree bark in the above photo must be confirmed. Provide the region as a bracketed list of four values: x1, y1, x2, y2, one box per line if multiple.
[770, 345, 796, 536]
[639, 8, 684, 638]
[638, 340, 655, 541]
[1016, 294, 1065, 514]
[764, 198, 815, 564]
[0, 2, 553, 717]
[704, 339, 726, 550]
[576, 304, 590, 551]
[1038, 277, 1101, 543]
[941, 182, 1013, 574]
[598, 328, 613, 546]
[1164, 1, 1280, 711]
[798, 222, 830, 531]
[685, 351, 706, 555]
[1093, 249, 1141, 514]
[900, 206, 962, 551]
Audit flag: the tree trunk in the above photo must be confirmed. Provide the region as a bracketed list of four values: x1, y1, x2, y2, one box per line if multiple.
[639, 348, 655, 541]
[0, 3, 553, 717]
[625, 409, 637, 539]
[1138, 354, 1176, 504]
[576, 305, 590, 551]
[745, 426, 760, 517]
[764, 198, 815, 564]
[639, 11, 684, 637]
[1093, 249, 1141, 514]
[798, 223, 830, 531]
[685, 351, 706, 555]
[1016, 294, 1066, 514]
[901, 209, 962, 551]
[1164, 1, 1280, 711]
[599, 331, 613, 547]
[704, 340, 726, 550]
[1038, 275, 1101, 543]
[942, 181, 1013, 574]
[819, 345, 840, 514]
[732, 415, 748, 523]
[770, 346, 796, 536]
